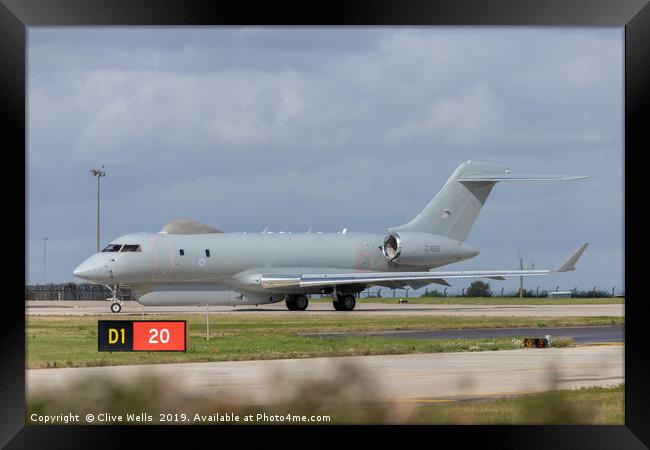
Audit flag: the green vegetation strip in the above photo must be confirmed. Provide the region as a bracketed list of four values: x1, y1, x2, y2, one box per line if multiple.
[27, 315, 623, 369]
[407, 384, 624, 424]
[312, 296, 624, 305]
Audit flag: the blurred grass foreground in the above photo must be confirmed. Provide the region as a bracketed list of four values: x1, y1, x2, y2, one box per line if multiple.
[27, 362, 623, 425]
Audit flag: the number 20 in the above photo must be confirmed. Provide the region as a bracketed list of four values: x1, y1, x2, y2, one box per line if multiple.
[149, 328, 170, 344]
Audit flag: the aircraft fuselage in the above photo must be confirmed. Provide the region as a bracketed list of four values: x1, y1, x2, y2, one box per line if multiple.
[73, 231, 478, 306]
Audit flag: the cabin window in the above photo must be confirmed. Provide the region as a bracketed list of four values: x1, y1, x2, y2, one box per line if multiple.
[205, 249, 210, 257]
[179, 249, 185, 256]
[101, 244, 122, 252]
[121, 244, 141, 252]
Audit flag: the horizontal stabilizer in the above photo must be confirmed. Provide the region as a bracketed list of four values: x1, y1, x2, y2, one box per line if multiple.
[459, 174, 588, 182]
[486, 276, 506, 280]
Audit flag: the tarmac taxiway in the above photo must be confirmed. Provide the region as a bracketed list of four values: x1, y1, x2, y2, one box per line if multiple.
[302, 324, 624, 344]
[27, 345, 623, 405]
[25, 300, 624, 317]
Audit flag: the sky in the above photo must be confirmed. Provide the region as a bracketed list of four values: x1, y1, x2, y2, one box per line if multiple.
[26, 27, 624, 295]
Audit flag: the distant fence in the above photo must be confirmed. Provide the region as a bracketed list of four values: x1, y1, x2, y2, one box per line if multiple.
[363, 287, 624, 298]
[25, 283, 134, 301]
[26, 284, 624, 301]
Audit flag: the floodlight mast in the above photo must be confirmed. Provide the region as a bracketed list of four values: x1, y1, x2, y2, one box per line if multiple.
[90, 166, 106, 252]
[43, 236, 48, 284]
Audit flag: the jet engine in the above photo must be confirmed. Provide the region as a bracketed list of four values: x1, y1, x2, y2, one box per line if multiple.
[381, 231, 479, 267]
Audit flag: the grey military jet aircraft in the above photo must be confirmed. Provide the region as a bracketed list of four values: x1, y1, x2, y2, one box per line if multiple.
[73, 161, 589, 313]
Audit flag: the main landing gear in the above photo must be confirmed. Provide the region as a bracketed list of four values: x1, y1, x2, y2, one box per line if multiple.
[286, 294, 309, 311]
[284, 293, 357, 311]
[333, 294, 356, 312]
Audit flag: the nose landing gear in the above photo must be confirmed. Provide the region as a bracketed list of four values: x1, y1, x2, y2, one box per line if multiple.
[106, 284, 124, 313]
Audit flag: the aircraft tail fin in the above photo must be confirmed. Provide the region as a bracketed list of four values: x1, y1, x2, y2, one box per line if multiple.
[389, 161, 587, 242]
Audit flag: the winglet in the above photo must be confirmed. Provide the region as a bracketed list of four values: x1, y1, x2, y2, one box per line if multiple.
[556, 243, 589, 272]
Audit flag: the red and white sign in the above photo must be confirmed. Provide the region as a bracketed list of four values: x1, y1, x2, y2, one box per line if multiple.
[132, 321, 187, 351]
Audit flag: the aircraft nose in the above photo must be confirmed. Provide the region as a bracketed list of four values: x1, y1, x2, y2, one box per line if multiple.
[73, 258, 106, 281]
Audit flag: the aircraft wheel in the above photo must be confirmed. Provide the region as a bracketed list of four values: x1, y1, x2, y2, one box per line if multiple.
[294, 295, 309, 311]
[334, 294, 356, 312]
[286, 295, 309, 311]
[286, 297, 297, 310]
[110, 302, 122, 313]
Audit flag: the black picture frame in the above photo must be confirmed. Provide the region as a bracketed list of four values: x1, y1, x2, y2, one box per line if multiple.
[3, 0, 648, 447]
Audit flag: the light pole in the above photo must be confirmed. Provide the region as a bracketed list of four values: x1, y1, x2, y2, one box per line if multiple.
[91, 166, 106, 252]
[43, 236, 48, 284]
[518, 247, 523, 299]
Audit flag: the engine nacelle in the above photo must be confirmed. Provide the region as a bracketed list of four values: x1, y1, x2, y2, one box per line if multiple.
[381, 231, 479, 267]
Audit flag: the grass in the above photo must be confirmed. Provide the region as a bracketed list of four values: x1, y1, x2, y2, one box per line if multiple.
[311, 296, 624, 305]
[408, 384, 624, 424]
[27, 314, 621, 368]
[548, 336, 576, 348]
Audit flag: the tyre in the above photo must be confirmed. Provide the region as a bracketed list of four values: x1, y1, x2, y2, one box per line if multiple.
[285, 297, 297, 311]
[110, 302, 122, 313]
[294, 295, 309, 311]
[335, 295, 356, 312]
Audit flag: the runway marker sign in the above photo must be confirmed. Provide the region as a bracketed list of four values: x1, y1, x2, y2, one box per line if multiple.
[98, 320, 187, 352]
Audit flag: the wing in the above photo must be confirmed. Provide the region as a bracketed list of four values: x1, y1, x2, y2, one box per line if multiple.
[260, 244, 588, 289]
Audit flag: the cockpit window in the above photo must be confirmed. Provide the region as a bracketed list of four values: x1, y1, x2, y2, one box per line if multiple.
[101, 244, 122, 252]
[121, 244, 141, 252]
